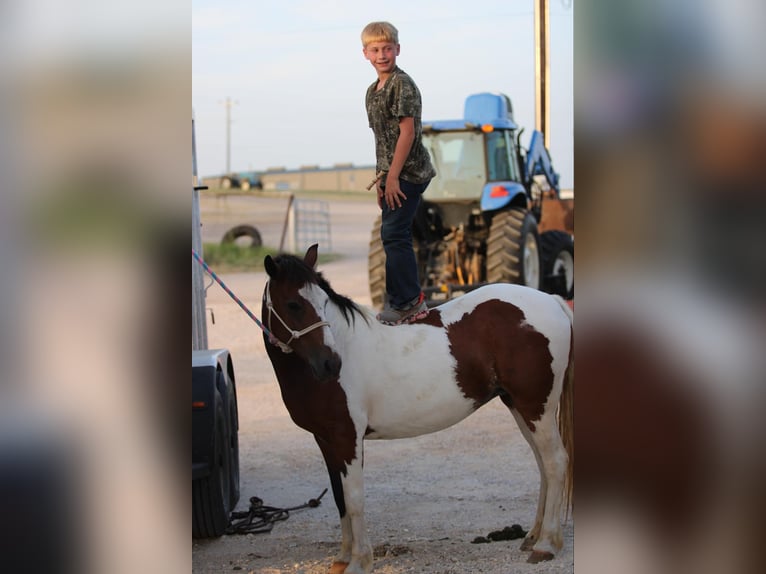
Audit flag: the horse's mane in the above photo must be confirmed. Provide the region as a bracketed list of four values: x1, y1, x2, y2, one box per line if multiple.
[272, 253, 370, 326]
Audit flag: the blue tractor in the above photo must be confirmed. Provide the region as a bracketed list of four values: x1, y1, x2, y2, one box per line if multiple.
[368, 92, 574, 306]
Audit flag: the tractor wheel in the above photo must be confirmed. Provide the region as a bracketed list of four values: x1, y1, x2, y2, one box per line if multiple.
[240, 179, 251, 191]
[486, 208, 541, 289]
[540, 230, 574, 300]
[368, 214, 386, 310]
[192, 395, 231, 538]
[221, 224, 262, 248]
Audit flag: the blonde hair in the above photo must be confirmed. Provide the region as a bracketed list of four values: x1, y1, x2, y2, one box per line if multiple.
[361, 21, 399, 47]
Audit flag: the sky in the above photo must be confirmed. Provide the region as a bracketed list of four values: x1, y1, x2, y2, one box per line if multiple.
[192, 0, 574, 188]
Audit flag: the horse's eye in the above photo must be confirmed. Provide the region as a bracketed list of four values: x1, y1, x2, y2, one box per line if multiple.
[287, 301, 302, 312]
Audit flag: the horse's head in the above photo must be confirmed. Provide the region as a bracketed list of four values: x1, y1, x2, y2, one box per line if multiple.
[263, 244, 342, 382]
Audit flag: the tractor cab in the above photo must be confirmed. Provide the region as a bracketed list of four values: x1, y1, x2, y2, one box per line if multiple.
[421, 92, 559, 226]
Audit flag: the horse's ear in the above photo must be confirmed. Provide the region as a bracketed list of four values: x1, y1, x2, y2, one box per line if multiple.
[264, 255, 277, 278]
[304, 244, 319, 268]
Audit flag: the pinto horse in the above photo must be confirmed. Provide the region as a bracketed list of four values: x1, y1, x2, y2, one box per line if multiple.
[261, 245, 573, 574]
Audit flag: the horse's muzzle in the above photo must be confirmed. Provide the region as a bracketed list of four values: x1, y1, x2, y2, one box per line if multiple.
[309, 348, 342, 382]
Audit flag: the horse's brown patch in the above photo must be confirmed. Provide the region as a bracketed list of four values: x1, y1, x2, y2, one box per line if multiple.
[262, 310, 357, 474]
[417, 310, 445, 328]
[447, 300, 555, 431]
[262, 257, 361, 481]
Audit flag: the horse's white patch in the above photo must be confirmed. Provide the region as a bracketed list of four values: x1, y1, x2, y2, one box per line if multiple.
[299, 283, 339, 349]
[348, 320, 473, 439]
[299, 292, 472, 438]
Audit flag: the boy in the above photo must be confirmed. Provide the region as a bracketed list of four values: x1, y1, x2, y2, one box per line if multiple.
[361, 21, 436, 325]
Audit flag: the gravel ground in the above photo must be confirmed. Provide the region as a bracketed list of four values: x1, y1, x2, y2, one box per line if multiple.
[192, 194, 574, 573]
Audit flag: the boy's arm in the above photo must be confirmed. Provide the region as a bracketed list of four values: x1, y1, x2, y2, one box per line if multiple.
[382, 116, 415, 209]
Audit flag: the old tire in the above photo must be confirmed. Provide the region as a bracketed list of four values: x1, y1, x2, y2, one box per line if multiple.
[540, 230, 574, 300]
[221, 224, 262, 248]
[368, 214, 386, 310]
[192, 395, 231, 538]
[486, 208, 541, 289]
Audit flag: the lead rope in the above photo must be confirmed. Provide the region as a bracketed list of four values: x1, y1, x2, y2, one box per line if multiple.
[191, 248, 292, 352]
[192, 249, 330, 354]
[226, 488, 328, 535]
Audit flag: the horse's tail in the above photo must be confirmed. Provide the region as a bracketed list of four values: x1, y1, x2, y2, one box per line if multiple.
[553, 295, 574, 517]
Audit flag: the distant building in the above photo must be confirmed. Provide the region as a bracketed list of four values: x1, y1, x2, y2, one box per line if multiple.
[260, 164, 377, 192]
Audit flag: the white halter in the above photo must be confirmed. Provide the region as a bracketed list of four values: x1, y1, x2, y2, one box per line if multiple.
[264, 280, 330, 354]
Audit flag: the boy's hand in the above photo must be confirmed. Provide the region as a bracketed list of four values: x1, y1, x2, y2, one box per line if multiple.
[383, 176, 406, 210]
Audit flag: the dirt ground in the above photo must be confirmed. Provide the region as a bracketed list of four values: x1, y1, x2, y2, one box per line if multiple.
[192, 194, 574, 573]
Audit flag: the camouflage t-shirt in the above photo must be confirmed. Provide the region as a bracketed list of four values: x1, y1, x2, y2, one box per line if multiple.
[365, 67, 436, 184]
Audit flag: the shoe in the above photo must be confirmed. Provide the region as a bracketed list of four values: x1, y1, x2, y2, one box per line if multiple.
[377, 292, 429, 325]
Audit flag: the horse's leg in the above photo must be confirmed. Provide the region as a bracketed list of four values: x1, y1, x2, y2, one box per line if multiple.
[528, 413, 568, 563]
[502, 400, 546, 550]
[523, 412, 568, 561]
[315, 436, 353, 572]
[502, 398, 568, 562]
[338, 445, 373, 574]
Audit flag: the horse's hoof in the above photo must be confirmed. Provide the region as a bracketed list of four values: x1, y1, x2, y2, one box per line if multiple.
[520, 537, 535, 551]
[527, 550, 554, 564]
[328, 561, 349, 574]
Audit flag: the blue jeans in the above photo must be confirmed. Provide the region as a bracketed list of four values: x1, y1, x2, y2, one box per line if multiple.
[380, 178, 431, 309]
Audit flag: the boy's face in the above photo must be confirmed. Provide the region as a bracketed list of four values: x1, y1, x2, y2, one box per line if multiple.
[363, 41, 400, 75]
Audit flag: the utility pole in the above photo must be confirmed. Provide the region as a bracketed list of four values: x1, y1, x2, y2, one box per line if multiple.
[534, 0, 550, 149]
[221, 97, 238, 174]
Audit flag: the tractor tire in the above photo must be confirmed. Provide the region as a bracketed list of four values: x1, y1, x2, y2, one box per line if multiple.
[486, 208, 541, 290]
[221, 224, 262, 248]
[368, 214, 386, 310]
[540, 230, 574, 300]
[192, 395, 231, 538]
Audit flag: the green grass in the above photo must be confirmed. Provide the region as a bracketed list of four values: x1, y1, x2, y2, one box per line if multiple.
[201, 243, 342, 273]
